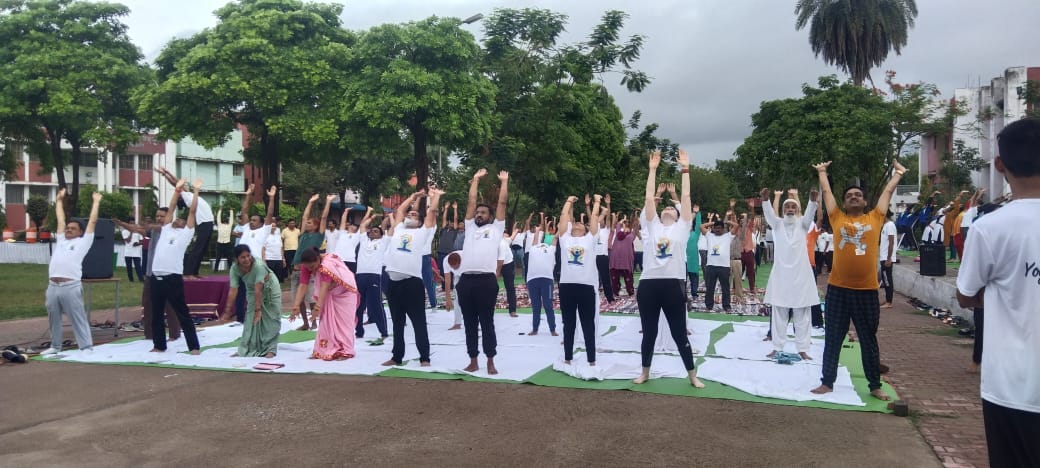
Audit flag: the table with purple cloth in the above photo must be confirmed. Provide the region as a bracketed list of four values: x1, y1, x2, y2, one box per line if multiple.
[183, 275, 230, 319]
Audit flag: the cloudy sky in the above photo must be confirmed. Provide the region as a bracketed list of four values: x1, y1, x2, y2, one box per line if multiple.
[119, 0, 1040, 166]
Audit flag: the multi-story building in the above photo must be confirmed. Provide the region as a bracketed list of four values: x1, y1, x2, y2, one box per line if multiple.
[1, 131, 250, 231]
[921, 66, 1040, 199]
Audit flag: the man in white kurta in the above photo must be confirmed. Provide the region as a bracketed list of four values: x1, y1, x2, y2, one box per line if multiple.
[761, 188, 820, 360]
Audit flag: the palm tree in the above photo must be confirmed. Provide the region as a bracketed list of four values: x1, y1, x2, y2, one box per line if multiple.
[795, 0, 918, 87]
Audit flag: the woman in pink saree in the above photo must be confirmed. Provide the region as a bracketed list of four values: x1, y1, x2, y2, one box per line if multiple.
[291, 248, 360, 360]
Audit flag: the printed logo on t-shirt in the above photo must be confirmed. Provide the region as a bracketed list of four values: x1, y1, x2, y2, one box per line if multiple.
[839, 222, 872, 256]
[655, 238, 672, 259]
[567, 245, 586, 265]
[709, 242, 722, 256]
[396, 234, 413, 252]
[473, 228, 492, 240]
[1026, 261, 1040, 285]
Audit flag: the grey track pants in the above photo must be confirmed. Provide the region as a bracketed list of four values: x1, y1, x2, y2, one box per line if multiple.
[45, 280, 92, 350]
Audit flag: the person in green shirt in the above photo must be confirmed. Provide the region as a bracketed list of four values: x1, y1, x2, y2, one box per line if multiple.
[290, 194, 333, 330]
[685, 207, 702, 300]
[225, 244, 281, 358]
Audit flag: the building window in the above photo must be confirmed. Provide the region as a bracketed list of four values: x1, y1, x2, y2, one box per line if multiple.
[138, 154, 153, 171]
[28, 185, 50, 200]
[232, 165, 243, 176]
[5, 185, 24, 204]
[118, 154, 136, 170]
[4, 142, 26, 160]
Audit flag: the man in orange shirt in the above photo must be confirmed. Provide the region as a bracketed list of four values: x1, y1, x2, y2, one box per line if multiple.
[810, 160, 907, 401]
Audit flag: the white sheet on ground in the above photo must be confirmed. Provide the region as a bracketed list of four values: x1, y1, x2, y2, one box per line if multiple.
[714, 322, 826, 361]
[696, 357, 865, 406]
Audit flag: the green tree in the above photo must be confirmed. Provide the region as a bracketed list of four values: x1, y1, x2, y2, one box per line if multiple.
[723, 76, 895, 197]
[473, 9, 649, 218]
[937, 139, 985, 194]
[0, 0, 150, 211]
[135, 0, 354, 213]
[76, 185, 132, 220]
[344, 16, 496, 197]
[26, 196, 49, 229]
[795, 0, 918, 86]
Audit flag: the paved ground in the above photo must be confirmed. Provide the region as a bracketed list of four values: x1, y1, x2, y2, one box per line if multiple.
[0, 276, 988, 467]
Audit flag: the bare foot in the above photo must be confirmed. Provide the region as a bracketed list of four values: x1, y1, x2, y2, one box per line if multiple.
[762, 335, 771, 341]
[296, 324, 310, 331]
[380, 359, 398, 366]
[870, 389, 891, 401]
[810, 384, 833, 395]
[563, 360, 571, 365]
[463, 359, 479, 372]
[589, 361, 596, 367]
[448, 324, 461, 330]
[880, 303, 893, 309]
[508, 312, 518, 318]
[527, 331, 538, 336]
[967, 362, 980, 373]
[420, 361, 431, 367]
[264, 352, 275, 359]
[687, 329, 692, 336]
[363, 320, 373, 325]
[149, 348, 164, 353]
[689, 371, 706, 388]
[766, 350, 777, 358]
[847, 333, 856, 343]
[486, 358, 498, 375]
[551, 331, 559, 336]
[230, 353, 239, 357]
[189, 350, 200, 356]
[633, 371, 650, 384]
[799, 352, 813, 361]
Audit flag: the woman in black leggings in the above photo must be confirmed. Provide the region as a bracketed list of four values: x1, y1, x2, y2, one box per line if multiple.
[633, 149, 704, 388]
[557, 195, 603, 365]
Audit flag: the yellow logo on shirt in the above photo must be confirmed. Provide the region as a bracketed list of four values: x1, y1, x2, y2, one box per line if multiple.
[656, 238, 672, 259]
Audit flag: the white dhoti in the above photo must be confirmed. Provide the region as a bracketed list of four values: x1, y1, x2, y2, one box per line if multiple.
[771, 306, 812, 352]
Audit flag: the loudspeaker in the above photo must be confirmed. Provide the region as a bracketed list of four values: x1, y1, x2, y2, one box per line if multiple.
[75, 217, 115, 279]
[919, 243, 946, 277]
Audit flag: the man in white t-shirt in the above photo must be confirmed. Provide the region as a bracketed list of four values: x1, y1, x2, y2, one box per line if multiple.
[354, 207, 389, 340]
[262, 224, 285, 281]
[441, 250, 464, 329]
[700, 219, 740, 312]
[121, 225, 144, 282]
[239, 184, 277, 261]
[381, 189, 443, 367]
[332, 207, 361, 273]
[457, 168, 509, 375]
[40, 188, 102, 355]
[148, 178, 205, 355]
[878, 212, 898, 308]
[956, 118, 1040, 467]
[158, 166, 214, 278]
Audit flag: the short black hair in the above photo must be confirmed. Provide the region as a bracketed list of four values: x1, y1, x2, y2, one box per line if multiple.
[842, 185, 867, 199]
[475, 203, 495, 218]
[233, 244, 252, 258]
[68, 219, 85, 231]
[300, 247, 320, 263]
[158, 207, 169, 213]
[997, 117, 1040, 178]
[712, 220, 725, 228]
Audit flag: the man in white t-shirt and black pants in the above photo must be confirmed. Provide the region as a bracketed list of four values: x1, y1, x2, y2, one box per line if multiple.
[957, 118, 1040, 467]
[40, 188, 102, 355]
[458, 168, 509, 375]
[381, 189, 443, 367]
[158, 166, 214, 278]
[149, 178, 204, 354]
[878, 212, 898, 309]
[701, 219, 740, 313]
[121, 223, 144, 282]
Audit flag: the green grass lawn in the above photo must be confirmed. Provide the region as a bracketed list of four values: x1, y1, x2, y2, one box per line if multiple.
[0, 263, 228, 321]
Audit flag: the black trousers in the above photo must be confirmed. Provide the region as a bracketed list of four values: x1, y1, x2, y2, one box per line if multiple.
[559, 283, 597, 363]
[457, 273, 499, 358]
[284, 250, 296, 268]
[183, 221, 213, 276]
[687, 272, 699, 299]
[386, 276, 430, 363]
[972, 308, 984, 364]
[501, 261, 517, 312]
[345, 261, 357, 274]
[235, 277, 247, 322]
[983, 399, 1040, 468]
[636, 278, 695, 370]
[878, 261, 894, 303]
[124, 256, 143, 282]
[821, 285, 882, 390]
[265, 260, 285, 283]
[634, 251, 643, 272]
[553, 245, 562, 282]
[216, 242, 234, 270]
[595, 255, 615, 302]
[149, 274, 200, 351]
[703, 265, 731, 310]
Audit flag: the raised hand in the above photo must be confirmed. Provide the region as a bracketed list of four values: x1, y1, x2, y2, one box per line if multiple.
[57, 187, 67, 199]
[692, 204, 700, 213]
[473, 168, 487, 180]
[809, 189, 820, 202]
[309, 194, 320, 203]
[648, 151, 661, 169]
[266, 186, 277, 198]
[585, 194, 591, 205]
[593, 194, 603, 203]
[604, 193, 611, 205]
[92, 191, 103, 202]
[191, 179, 202, 191]
[428, 187, 445, 197]
[677, 148, 689, 166]
[567, 196, 579, 204]
[176, 179, 187, 190]
[452, 201, 458, 209]
[893, 159, 908, 174]
[813, 161, 832, 172]
[247, 183, 255, 195]
[729, 198, 736, 208]
[760, 188, 771, 200]
[498, 170, 509, 181]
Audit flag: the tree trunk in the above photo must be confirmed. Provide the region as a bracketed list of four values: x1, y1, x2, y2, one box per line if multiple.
[70, 138, 83, 217]
[412, 122, 430, 215]
[47, 128, 67, 192]
[259, 128, 280, 217]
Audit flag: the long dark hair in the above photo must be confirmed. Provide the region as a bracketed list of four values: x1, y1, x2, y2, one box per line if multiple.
[233, 244, 252, 258]
[300, 247, 320, 263]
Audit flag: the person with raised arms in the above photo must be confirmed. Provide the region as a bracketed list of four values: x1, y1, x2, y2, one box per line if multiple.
[558, 194, 603, 365]
[457, 169, 509, 375]
[632, 150, 703, 388]
[148, 178, 204, 355]
[286, 193, 333, 330]
[157, 166, 214, 278]
[40, 188, 102, 355]
[354, 207, 390, 342]
[810, 159, 906, 401]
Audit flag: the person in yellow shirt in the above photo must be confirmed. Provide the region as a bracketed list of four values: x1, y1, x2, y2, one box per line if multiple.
[810, 159, 906, 402]
[281, 219, 301, 268]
